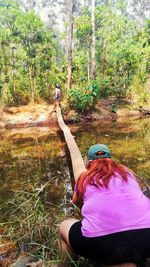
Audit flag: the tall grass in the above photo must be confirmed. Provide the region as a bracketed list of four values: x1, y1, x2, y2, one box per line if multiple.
[0, 181, 63, 262]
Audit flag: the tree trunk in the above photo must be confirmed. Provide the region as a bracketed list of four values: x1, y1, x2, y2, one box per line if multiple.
[147, 70, 150, 94]
[90, 0, 96, 80]
[1, 41, 10, 105]
[67, 0, 74, 90]
[11, 45, 16, 95]
[87, 50, 90, 80]
[29, 67, 34, 103]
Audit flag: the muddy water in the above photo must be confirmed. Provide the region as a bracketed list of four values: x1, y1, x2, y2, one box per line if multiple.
[0, 117, 149, 262]
[75, 117, 150, 179]
[0, 132, 68, 210]
[0, 127, 71, 261]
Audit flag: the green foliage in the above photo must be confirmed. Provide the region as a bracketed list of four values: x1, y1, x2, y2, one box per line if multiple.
[73, 2, 150, 103]
[68, 87, 93, 113]
[0, 0, 62, 106]
[87, 80, 100, 98]
[74, 12, 92, 49]
[72, 51, 89, 84]
[68, 81, 99, 113]
[0, 0, 150, 108]
[129, 74, 150, 108]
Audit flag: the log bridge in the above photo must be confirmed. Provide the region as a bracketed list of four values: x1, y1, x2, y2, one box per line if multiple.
[56, 104, 136, 267]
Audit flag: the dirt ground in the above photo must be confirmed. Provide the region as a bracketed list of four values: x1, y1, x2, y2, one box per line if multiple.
[0, 104, 57, 128]
[0, 99, 144, 131]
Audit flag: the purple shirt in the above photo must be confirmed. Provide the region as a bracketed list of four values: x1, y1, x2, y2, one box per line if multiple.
[80, 173, 150, 237]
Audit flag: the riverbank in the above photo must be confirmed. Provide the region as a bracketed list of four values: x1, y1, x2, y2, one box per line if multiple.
[0, 99, 149, 131]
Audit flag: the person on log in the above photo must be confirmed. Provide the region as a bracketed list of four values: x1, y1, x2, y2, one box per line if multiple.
[58, 144, 150, 266]
[54, 84, 61, 108]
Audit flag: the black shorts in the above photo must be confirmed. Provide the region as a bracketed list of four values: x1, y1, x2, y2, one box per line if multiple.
[69, 221, 150, 265]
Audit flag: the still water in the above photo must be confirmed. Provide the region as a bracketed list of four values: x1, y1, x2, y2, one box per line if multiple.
[75, 117, 150, 179]
[0, 117, 149, 260]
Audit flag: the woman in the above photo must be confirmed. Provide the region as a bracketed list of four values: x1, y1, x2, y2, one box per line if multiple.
[59, 144, 150, 266]
[55, 84, 61, 102]
[54, 84, 61, 109]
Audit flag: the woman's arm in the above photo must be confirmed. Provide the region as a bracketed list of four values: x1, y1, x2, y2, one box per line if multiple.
[72, 191, 78, 204]
[72, 191, 83, 208]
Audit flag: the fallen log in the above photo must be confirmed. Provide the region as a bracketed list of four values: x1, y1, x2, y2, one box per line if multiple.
[56, 104, 86, 182]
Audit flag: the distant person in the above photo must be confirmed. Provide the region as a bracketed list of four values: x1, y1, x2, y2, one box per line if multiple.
[58, 144, 150, 266]
[54, 84, 61, 108]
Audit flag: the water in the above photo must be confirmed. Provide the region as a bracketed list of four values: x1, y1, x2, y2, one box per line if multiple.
[0, 128, 71, 260]
[0, 132, 68, 208]
[0, 117, 149, 261]
[75, 117, 150, 179]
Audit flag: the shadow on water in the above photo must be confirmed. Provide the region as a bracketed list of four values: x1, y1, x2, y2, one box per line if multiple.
[0, 117, 149, 264]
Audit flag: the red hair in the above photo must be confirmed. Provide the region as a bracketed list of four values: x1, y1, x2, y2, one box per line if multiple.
[76, 158, 130, 196]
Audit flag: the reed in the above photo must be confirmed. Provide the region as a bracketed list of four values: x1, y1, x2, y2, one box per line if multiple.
[0, 181, 64, 263]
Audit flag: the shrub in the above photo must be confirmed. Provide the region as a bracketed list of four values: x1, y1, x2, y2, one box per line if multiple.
[68, 81, 100, 113]
[68, 87, 94, 113]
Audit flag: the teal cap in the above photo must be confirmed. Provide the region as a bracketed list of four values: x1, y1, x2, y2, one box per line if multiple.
[87, 144, 112, 160]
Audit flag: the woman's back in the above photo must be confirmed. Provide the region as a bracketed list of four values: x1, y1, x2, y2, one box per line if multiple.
[58, 143, 150, 265]
[81, 172, 150, 237]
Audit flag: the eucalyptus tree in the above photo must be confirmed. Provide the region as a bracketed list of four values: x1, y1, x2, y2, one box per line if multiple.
[15, 12, 41, 102]
[0, 0, 58, 105]
[73, 0, 149, 100]
[73, 0, 96, 81]
[14, 10, 56, 103]
[133, 19, 150, 99]
[74, 7, 92, 81]
[91, 0, 96, 80]
[0, 36, 10, 105]
[67, 0, 74, 90]
[0, 0, 21, 105]
[95, 4, 141, 96]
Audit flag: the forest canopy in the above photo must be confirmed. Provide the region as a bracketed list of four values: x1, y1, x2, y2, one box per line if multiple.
[0, 0, 150, 112]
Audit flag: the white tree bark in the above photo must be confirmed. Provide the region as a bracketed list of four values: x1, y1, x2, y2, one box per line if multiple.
[91, 0, 96, 80]
[67, 0, 74, 90]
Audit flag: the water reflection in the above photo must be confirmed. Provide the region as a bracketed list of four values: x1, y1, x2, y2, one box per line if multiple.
[0, 129, 69, 217]
[0, 127, 72, 260]
[75, 117, 150, 179]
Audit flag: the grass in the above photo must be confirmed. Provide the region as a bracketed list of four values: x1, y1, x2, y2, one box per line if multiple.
[0, 181, 62, 261]
[0, 178, 84, 266]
